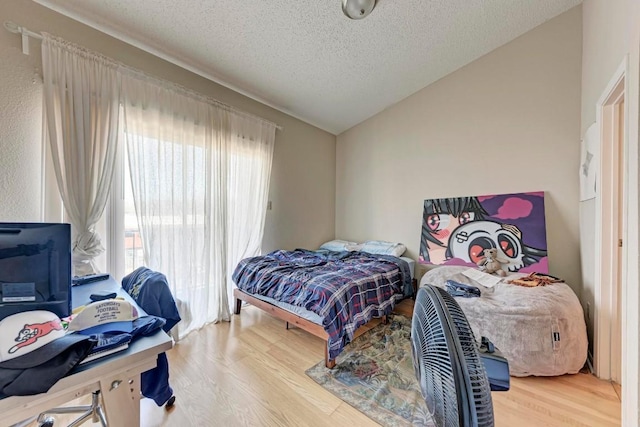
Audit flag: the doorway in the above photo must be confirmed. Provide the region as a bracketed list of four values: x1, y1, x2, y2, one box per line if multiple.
[594, 60, 627, 390]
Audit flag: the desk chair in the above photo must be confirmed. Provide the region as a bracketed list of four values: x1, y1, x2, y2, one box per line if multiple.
[35, 390, 106, 426]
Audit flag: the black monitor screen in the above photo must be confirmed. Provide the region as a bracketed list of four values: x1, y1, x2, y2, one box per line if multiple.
[0, 223, 71, 320]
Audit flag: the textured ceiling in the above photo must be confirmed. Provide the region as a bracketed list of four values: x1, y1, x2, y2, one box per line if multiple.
[35, 0, 582, 134]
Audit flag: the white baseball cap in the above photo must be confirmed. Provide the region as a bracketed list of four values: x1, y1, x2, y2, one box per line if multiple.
[68, 299, 139, 335]
[0, 310, 91, 368]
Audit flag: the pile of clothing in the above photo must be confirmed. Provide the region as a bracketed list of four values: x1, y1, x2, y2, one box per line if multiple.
[0, 310, 94, 396]
[0, 283, 175, 399]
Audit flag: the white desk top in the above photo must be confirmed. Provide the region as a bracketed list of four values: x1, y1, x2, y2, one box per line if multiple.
[71, 275, 144, 313]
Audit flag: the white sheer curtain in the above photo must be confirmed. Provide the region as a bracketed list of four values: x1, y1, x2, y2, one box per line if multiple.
[226, 115, 275, 305]
[121, 74, 275, 337]
[41, 33, 121, 276]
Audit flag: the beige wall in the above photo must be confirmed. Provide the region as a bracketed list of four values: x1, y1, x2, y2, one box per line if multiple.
[0, 0, 336, 252]
[581, 0, 640, 422]
[0, 18, 43, 221]
[337, 7, 583, 293]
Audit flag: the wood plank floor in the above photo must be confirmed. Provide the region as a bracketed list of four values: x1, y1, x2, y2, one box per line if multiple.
[36, 299, 620, 426]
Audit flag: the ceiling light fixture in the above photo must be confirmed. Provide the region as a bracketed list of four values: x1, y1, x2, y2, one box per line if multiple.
[342, 0, 377, 20]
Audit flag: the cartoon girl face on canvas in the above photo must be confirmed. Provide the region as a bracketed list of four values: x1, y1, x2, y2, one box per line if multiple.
[420, 197, 488, 264]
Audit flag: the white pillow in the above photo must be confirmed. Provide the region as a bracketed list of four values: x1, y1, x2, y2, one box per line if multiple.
[319, 239, 358, 252]
[344, 243, 363, 251]
[360, 240, 406, 257]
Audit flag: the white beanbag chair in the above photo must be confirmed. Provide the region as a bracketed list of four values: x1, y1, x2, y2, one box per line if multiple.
[420, 266, 588, 377]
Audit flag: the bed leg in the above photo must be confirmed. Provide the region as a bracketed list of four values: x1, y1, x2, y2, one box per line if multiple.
[325, 344, 336, 369]
[234, 298, 242, 315]
[286, 321, 289, 330]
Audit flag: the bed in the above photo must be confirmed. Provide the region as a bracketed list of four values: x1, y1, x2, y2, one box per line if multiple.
[420, 265, 588, 376]
[232, 247, 413, 368]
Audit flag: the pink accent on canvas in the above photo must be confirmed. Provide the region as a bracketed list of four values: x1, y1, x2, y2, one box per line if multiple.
[442, 257, 477, 267]
[437, 229, 451, 239]
[494, 197, 533, 220]
[418, 257, 476, 267]
[518, 257, 549, 274]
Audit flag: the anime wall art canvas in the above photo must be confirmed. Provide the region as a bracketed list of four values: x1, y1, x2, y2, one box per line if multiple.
[419, 191, 548, 273]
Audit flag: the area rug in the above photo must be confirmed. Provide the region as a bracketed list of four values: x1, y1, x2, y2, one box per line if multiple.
[306, 315, 434, 426]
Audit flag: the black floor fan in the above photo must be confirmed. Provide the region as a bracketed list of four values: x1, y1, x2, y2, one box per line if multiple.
[411, 285, 509, 427]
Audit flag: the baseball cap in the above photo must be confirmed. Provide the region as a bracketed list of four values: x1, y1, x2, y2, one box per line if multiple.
[68, 299, 139, 335]
[0, 310, 93, 369]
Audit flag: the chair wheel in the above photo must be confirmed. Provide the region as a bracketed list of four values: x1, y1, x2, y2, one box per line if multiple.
[39, 417, 55, 427]
[165, 395, 176, 409]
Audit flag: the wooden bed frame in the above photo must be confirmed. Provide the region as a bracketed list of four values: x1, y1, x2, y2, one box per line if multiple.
[233, 288, 386, 369]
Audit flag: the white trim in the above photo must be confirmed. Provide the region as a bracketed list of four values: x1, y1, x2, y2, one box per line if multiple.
[33, 0, 331, 134]
[39, 105, 46, 221]
[621, 24, 640, 424]
[593, 57, 628, 381]
[106, 123, 126, 281]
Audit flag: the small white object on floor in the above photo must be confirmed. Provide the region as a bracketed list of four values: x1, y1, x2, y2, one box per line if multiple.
[461, 268, 502, 288]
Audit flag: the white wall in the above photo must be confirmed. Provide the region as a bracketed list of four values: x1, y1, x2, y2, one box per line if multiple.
[336, 7, 583, 292]
[0, 0, 336, 252]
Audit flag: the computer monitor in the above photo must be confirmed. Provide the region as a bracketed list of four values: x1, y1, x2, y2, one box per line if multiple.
[0, 223, 72, 320]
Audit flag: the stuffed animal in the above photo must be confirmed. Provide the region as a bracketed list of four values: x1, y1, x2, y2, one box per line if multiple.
[476, 248, 507, 277]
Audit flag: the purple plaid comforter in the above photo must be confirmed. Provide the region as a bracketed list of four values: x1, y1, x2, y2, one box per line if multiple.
[232, 249, 410, 359]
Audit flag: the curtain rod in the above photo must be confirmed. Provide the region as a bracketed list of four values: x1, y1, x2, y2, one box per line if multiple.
[4, 21, 43, 40]
[3, 20, 283, 131]
[4, 21, 41, 55]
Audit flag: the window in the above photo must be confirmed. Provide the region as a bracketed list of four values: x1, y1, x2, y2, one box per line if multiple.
[123, 155, 144, 275]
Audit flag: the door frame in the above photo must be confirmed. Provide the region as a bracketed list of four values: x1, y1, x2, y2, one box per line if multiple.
[593, 57, 628, 380]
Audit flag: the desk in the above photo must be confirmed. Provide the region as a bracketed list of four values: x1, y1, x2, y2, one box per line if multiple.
[0, 277, 173, 427]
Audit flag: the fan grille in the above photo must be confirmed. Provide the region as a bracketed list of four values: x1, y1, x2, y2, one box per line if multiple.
[438, 288, 494, 426]
[411, 285, 495, 427]
[411, 286, 460, 426]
